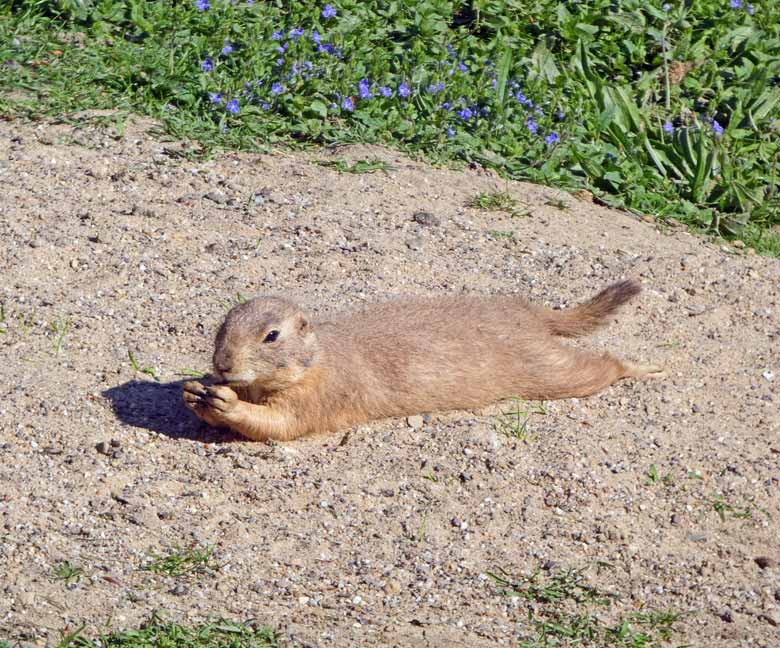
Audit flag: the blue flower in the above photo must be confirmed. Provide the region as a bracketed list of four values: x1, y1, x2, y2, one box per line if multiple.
[379, 86, 392, 98]
[526, 117, 539, 134]
[441, 102, 451, 110]
[312, 30, 321, 44]
[398, 83, 411, 98]
[221, 41, 233, 56]
[195, 0, 209, 11]
[446, 127, 455, 137]
[544, 132, 559, 145]
[200, 58, 214, 72]
[275, 58, 284, 66]
[290, 27, 304, 40]
[319, 43, 336, 55]
[711, 119, 724, 137]
[271, 82, 284, 95]
[277, 42, 288, 54]
[746, 3, 754, 14]
[663, 121, 674, 134]
[427, 83, 445, 95]
[272, 30, 284, 40]
[342, 96, 354, 111]
[662, 3, 670, 11]
[515, 90, 527, 104]
[262, 102, 270, 111]
[226, 99, 240, 114]
[457, 107, 473, 120]
[358, 79, 372, 99]
[729, 0, 741, 7]
[209, 92, 222, 104]
[446, 44, 456, 57]
[457, 62, 468, 73]
[322, 4, 337, 18]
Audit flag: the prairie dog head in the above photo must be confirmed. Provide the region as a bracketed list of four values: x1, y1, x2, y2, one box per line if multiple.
[212, 297, 319, 390]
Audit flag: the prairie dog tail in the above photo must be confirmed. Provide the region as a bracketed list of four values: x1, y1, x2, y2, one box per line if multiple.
[541, 279, 641, 338]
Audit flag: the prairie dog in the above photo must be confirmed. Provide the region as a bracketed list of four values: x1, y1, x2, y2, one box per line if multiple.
[183, 280, 663, 441]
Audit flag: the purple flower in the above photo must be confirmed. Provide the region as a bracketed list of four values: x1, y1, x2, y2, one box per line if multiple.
[226, 99, 240, 114]
[544, 132, 559, 145]
[322, 4, 337, 18]
[358, 78, 372, 99]
[427, 82, 445, 94]
[195, 0, 209, 11]
[319, 43, 335, 55]
[446, 44, 456, 56]
[312, 30, 321, 44]
[277, 42, 288, 54]
[272, 30, 284, 40]
[662, 3, 670, 11]
[729, 0, 741, 7]
[712, 119, 724, 137]
[457, 107, 473, 120]
[200, 58, 214, 72]
[446, 127, 455, 137]
[275, 58, 284, 66]
[663, 121, 674, 134]
[746, 3, 754, 14]
[221, 41, 233, 56]
[526, 117, 539, 134]
[271, 82, 284, 95]
[515, 90, 527, 104]
[290, 27, 304, 40]
[209, 92, 222, 104]
[398, 83, 411, 98]
[262, 102, 270, 111]
[441, 102, 451, 110]
[457, 62, 468, 73]
[342, 96, 354, 111]
[379, 86, 392, 98]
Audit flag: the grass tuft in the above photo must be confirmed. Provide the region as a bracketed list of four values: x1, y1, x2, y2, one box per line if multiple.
[315, 158, 393, 174]
[142, 545, 220, 577]
[493, 399, 546, 441]
[54, 613, 277, 648]
[51, 560, 84, 585]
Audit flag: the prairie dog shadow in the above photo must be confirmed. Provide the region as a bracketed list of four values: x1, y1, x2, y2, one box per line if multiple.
[102, 379, 241, 442]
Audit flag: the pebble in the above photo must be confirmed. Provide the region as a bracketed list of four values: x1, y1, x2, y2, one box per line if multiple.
[717, 608, 734, 623]
[205, 190, 227, 204]
[762, 371, 775, 382]
[406, 415, 424, 429]
[763, 608, 780, 627]
[405, 236, 425, 251]
[755, 556, 777, 569]
[412, 211, 440, 227]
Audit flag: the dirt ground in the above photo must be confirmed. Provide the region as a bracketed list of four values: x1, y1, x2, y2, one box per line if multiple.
[0, 116, 778, 647]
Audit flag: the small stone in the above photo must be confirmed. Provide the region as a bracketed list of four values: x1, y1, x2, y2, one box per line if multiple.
[733, 239, 745, 249]
[762, 371, 775, 382]
[352, 595, 362, 605]
[687, 533, 707, 543]
[28, 239, 40, 248]
[405, 237, 425, 251]
[451, 517, 462, 528]
[110, 438, 121, 448]
[412, 211, 440, 227]
[406, 415, 424, 429]
[170, 584, 187, 596]
[205, 191, 227, 204]
[670, 513, 681, 525]
[95, 441, 111, 456]
[717, 608, 734, 623]
[763, 608, 780, 627]
[755, 556, 777, 569]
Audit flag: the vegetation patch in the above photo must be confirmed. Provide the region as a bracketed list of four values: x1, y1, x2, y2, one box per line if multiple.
[2, 1, 779, 253]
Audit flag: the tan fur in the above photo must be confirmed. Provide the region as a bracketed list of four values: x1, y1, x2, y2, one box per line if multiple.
[183, 280, 663, 441]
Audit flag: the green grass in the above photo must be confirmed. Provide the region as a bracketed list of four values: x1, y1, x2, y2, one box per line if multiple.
[489, 568, 682, 647]
[55, 614, 278, 648]
[493, 399, 546, 441]
[315, 157, 393, 173]
[142, 545, 220, 577]
[2, 1, 779, 254]
[127, 349, 161, 382]
[51, 560, 84, 585]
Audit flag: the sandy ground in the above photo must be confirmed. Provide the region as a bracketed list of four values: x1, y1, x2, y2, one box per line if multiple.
[0, 116, 778, 647]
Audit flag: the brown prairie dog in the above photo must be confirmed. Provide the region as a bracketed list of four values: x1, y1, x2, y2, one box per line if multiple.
[183, 280, 663, 441]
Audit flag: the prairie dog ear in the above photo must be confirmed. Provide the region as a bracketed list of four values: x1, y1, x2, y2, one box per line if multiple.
[296, 313, 311, 334]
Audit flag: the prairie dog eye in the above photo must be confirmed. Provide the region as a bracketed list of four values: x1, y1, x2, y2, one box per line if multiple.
[263, 330, 280, 343]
